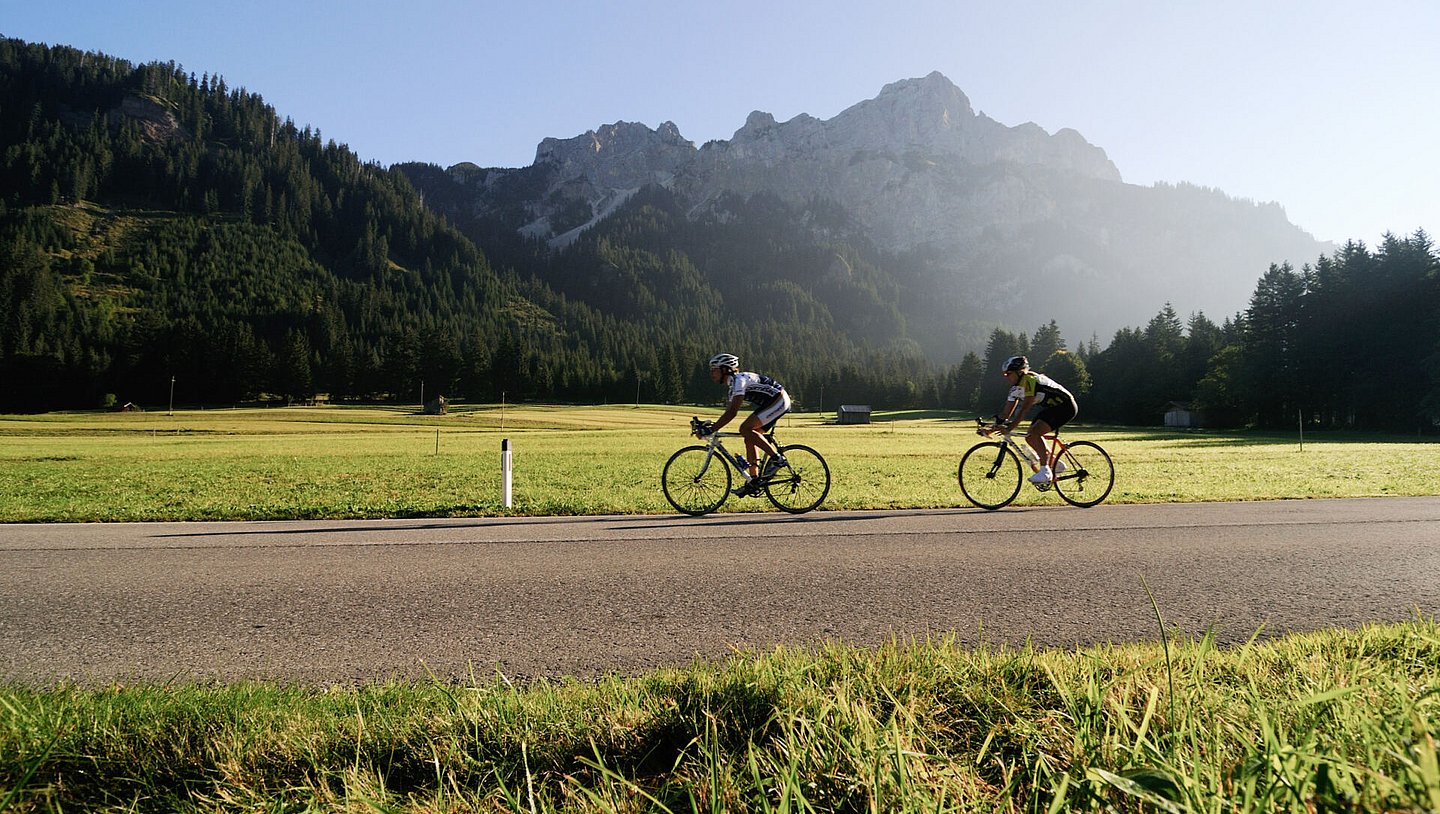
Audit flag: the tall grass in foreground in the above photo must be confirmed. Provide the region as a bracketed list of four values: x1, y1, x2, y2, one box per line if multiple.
[3, 619, 1438, 812]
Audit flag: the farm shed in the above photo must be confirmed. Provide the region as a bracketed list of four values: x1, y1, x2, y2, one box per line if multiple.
[837, 404, 872, 424]
[1164, 401, 1202, 427]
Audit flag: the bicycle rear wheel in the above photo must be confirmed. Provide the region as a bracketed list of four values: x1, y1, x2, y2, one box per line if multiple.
[958, 442, 1023, 510]
[764, 444, 831, 513]
[662, 446, 731, 516]
[1052, 440, 1114, 508]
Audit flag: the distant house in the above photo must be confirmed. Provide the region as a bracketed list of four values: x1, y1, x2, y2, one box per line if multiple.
[1164, 401, 1202, 427]
[837, 404, 872, 425]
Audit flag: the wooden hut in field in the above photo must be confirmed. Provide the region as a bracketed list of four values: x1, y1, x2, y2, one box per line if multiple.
[837, 404, 872, 425]
[1164, 401, 1202, 427]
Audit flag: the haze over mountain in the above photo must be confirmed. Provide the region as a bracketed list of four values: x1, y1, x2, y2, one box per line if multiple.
[404, 72, 1330, 354]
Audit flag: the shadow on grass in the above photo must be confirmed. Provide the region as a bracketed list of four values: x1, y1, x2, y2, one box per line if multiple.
[865, 409, 971, 423]
[1113, 428, 1432, 447]
[806, 406, 1437, 445]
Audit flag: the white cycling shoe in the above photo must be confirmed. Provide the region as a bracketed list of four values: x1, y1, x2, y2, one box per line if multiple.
[1028, 466, 1053, 483]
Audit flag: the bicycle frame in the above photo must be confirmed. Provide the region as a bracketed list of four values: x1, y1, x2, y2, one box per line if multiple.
[691, 424, 778, 480]
[977, 419, 1071, 491]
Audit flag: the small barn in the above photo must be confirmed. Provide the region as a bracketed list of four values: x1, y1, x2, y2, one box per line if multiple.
[1164, 401, 1202, 427]
[837, 404, 872, 425]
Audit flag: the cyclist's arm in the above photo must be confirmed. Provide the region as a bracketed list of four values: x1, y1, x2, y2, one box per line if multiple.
[1004, 395, 1037, 432]
[990, 399, 1018, 435]
[997, 400, 1017, 425]
[712, 394, 744, 431]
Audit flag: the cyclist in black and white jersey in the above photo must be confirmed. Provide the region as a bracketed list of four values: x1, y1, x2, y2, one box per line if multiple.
[700, 352, 791, 495]
[985, 354, 1078, 483]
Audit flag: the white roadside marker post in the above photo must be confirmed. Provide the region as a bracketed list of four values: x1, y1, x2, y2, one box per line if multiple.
[502, 438, 513, 508]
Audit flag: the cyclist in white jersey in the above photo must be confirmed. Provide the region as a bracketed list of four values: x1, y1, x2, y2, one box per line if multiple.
[701, 352, 792, 495]
[985, 354, 1078, 483]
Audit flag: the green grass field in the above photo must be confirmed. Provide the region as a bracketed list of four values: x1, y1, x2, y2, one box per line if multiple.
[0, 403, 1434, 522]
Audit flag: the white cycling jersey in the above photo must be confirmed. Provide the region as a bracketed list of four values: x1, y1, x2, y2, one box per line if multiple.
[728, 371, 785, 406]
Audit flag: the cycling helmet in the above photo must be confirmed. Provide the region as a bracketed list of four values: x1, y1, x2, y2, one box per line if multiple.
[1003, 355, 1029, 372]
[708, 352, 739, 370]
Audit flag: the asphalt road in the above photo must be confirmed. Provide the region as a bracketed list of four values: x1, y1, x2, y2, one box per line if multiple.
[2, 497, 1438, 685]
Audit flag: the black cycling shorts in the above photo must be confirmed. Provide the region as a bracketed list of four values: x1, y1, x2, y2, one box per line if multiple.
[1034, 400, 1077, 431]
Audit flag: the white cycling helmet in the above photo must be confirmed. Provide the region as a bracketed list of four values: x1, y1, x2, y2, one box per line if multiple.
[708, 352, 739, 370]
[1003, 355, 1029, 372]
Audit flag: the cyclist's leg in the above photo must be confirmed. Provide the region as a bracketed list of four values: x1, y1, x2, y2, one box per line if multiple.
[738, 417, 772, 478]
[742, 392, 790, 474]
[1032, 401, 1077, 467]
[738, 423, 780, 467]
[1024, 419, 1052, 463]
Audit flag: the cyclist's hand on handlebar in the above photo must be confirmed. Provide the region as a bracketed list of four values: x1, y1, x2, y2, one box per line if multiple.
[697, 420, 717, 437]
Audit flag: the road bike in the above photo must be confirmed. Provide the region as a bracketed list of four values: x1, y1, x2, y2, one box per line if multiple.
[958, 417, 1114, 510]
[661, 417, 831, 516]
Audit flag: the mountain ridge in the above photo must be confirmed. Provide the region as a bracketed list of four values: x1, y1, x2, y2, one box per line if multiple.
[405, 71, 1328, 354]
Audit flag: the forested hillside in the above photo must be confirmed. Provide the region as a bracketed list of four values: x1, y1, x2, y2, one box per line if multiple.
[0, 38, 936, 412]
[2, 37, 1437, 430]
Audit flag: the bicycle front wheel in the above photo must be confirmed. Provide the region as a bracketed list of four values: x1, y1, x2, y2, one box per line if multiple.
[764, 444, 831, 513]
[958, 442, 1023, 510]
[662, 446, 731, 516]
[1053, 440, 1115, 508]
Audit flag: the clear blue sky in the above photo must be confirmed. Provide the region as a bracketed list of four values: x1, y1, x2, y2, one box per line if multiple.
[4, 0, 1436, 245]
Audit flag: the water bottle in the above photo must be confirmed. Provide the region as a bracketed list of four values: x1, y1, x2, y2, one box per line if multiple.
[1019, 444, 1040, 472]
[733, 452, 748, 470]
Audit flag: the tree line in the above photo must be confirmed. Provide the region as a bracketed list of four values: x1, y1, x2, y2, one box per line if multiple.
[942, 231, 1438, 432]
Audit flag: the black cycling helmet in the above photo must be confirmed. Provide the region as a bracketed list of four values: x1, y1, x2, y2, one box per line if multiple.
[1003, 355, 1029, 372]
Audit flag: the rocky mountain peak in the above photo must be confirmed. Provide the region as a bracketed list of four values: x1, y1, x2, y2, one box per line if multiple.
[534, 120, 696, 191]
[869, 70, 978, 125]
[831, 72, 1116, 180]
[663, 72, 1123, 254]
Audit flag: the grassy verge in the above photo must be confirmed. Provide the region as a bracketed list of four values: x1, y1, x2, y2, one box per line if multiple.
[2, 619, 1438, 812]
[1, 404, 1434, 522]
